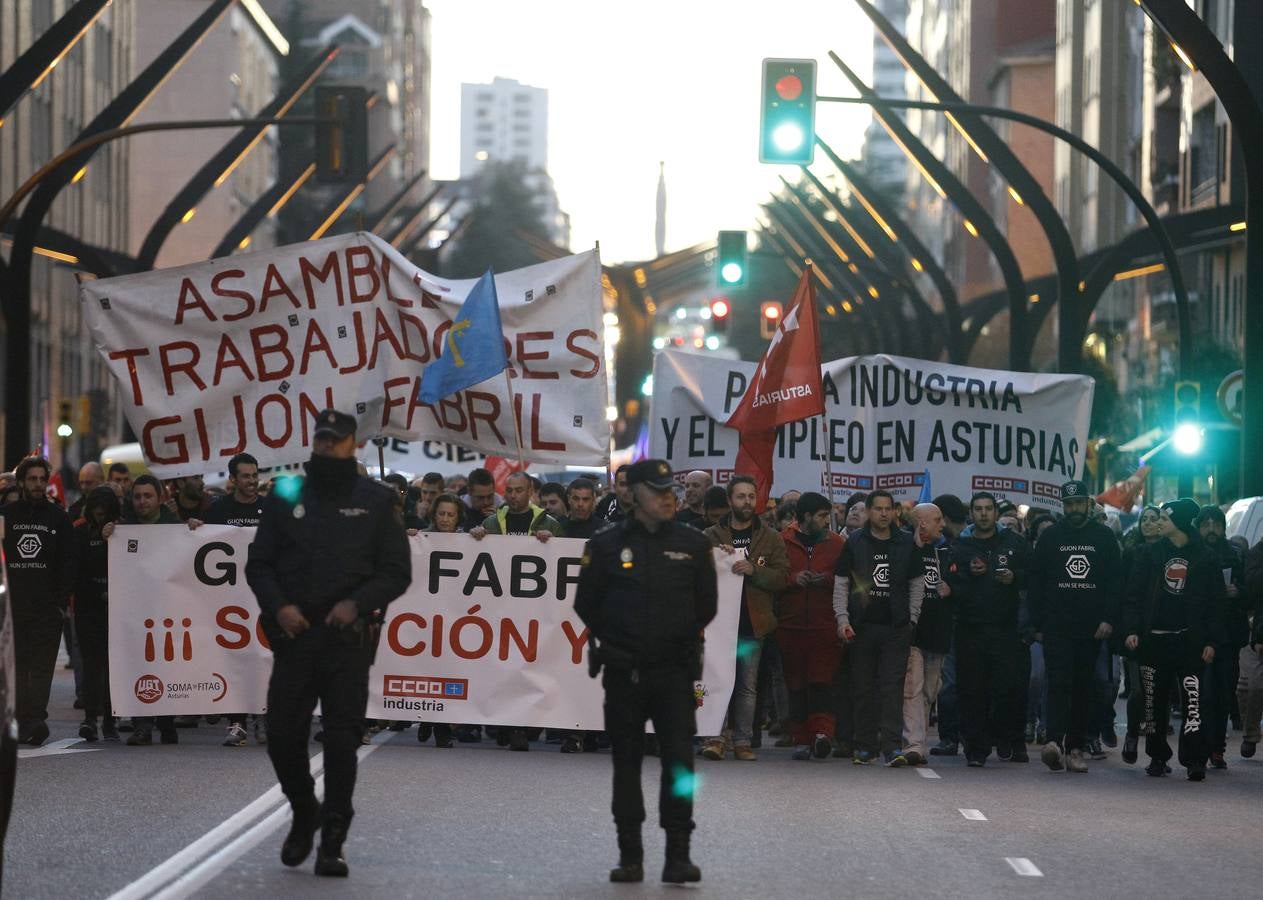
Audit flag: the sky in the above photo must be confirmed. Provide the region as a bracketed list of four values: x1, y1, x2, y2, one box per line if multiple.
[427, 1, 876, 264]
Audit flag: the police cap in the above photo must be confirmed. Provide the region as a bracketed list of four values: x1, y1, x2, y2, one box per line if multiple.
[625, 458, 675, 492]
[313, 408, 357, 440]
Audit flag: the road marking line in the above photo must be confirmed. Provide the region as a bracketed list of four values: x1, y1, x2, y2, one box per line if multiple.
[1005, 857, 1043, 877]
[146, 734, 389, 900]
[958, 808, 987, 820]
[916, 767, 941, 779]
[106, 751, 325, 900]
[18, 737, 100, 759]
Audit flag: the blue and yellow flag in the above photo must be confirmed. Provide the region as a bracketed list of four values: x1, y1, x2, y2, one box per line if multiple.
[417, 268, 509, 404]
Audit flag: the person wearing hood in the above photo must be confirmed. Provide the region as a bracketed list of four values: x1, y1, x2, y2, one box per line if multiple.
[1028, 481, 1122, 774]
[776, 492, 845, 760]
[1122, 498, 1225, 782]
[945, 491, 1032, 766]
[246, 409, 411, 877]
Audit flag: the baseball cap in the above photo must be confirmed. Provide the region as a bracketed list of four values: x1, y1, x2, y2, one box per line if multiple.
[1060, 480, 1090, 501]
[312, 408, 357, 440]
[625, 459, 675, 491]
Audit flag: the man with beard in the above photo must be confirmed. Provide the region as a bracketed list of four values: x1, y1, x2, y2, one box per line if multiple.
[166, 474, 212, 522]
[1197, 505, 1246, 769]
[3, 457, 75, 746]
[1122, 499, 1224, 781]
[832, 490, 922, 766]
[246, 409, 411, 876]
[1028, 481, 1121, 774]
[561, 478, 602, 541]
[946, 492, 1030, 766]
[700, 476, 789, 761]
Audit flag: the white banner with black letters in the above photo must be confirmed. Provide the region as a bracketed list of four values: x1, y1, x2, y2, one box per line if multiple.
[650, 350, 1094, 511]
[108, 526, 741, 732]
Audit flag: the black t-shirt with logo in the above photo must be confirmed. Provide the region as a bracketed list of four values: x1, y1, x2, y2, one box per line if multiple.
[914, 542, 953, 652]
[1029, 519, 1122, 637]
[204, 495, 264, 528]
[839, 532, 895, 625]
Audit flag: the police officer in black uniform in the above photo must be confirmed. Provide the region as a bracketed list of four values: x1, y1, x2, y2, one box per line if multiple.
[574, 459, 718, 885]
[246, 409, 411, 877]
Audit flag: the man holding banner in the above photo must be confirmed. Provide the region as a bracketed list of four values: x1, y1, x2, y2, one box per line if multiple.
[245, 409, 411, 878]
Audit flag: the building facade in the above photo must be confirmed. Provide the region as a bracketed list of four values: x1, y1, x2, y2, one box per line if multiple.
[0, 1, 136, 469]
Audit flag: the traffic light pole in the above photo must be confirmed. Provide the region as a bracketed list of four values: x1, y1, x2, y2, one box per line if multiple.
[816, 93, 1194, 381]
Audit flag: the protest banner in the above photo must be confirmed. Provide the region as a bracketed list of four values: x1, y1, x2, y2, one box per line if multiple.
[650, 350, 1094, 511]
[81, 232, 610, 478]
[108, 526, 741, 733]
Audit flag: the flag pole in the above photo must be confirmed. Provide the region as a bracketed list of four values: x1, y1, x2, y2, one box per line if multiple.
[377, 439, 386, 478]
[504, 368, 527, 470]
[807, 263, 839, 533]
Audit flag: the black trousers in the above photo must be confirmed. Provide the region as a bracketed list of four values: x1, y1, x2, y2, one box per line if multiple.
[1139, 632, 1208, 769]
[1043, 635, 1097, 752]
[603, 665, 695, 832]
[13, 597, 63, 730]
[1206, 647, 1240, 754]
[75, 605, 112, 722]
[266, 626, 372, 820]
[848, 623, 911, 755]
[833, 650, 854, 746]
[956, 625, 1026, 759]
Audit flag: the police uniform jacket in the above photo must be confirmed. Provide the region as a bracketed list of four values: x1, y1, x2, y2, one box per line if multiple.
[246, 465, 411, 641]
[574, 517, 718, 669]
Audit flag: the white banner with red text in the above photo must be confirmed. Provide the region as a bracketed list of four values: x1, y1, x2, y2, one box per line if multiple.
[81, 232, 610, 478]
[650, 350, 1094, 512]
[107, 526, 741, 732]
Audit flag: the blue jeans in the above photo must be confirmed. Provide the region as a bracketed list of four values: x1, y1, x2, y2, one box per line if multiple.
[719, 637, 764, 745]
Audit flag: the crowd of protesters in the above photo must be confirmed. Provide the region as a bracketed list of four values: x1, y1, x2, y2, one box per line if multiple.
[5, 452, 1262, 783]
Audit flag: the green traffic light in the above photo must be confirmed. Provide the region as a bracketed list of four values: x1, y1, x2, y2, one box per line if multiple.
[1172, 422, 1203, 456]
[720, 262, 744, 284]
[759, 58, 816, 165]
[772, 123, 805, 153]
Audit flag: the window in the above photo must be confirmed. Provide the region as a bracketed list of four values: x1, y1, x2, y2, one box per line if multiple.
[32, 1, 54, 38]
[1189, 104, 1217, 192]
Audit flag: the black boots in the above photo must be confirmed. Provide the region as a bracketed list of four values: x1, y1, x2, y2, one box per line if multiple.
[314, 814, 350, 877]
[280, 796, 322, 867]
[609, 822, 644, 883]
[662, 829, 701, 884]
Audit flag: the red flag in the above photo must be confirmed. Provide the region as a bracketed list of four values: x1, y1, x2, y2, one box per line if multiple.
[1096, 465, 1150, 510]
[485, 455, 529, 494]
[47, 470, 66, 507]
[724, 268, 824, 510]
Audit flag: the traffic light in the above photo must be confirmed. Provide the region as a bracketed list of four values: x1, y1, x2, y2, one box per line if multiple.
[1172, 380, 1202, 455]
[717, 230, 748, 287]
[760, 301, 783, 339]
[710, 297, 730, 334]
[759, 58, 816, 165]
[56, 401, 73, 440]
[315, 85, 369, 183]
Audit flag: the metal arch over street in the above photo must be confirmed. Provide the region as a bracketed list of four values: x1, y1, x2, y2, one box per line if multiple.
[829, 53, 1032, 371]
[852, 0, 1084, 373]
[0, 0, 113, 122]
[3, 0, 237, 468]
[807, 142, 966, 363]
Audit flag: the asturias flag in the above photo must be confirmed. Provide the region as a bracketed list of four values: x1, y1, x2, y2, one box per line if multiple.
[417, 268, 509, 404]
[724, 267, 824, 510]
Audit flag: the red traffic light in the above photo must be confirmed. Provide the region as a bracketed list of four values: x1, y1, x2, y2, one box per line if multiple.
[775, 75, 803, 101]
[710, 298, 730, 319]
[762, 302, 782, 320]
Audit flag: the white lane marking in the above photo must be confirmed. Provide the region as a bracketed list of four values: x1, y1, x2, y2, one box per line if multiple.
[1005, 857, 1043, 877]
[106, 751, 325, 900]
[916, 767, 941, 779]
[18, 737, 100, 758]
[150, 735, 387, 900]
[958, 808, 987, 821]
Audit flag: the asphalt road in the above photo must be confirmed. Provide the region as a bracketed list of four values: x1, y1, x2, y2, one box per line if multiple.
[8, 663, 1263, 898]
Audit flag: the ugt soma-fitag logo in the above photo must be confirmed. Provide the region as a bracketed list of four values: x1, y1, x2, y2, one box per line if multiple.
[381, 675, 469, 713]
[134, 674, 165, 704]
[133, 671, 228, 704]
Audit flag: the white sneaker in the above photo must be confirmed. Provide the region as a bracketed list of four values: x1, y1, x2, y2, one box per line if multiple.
[223, 723, 247, 747]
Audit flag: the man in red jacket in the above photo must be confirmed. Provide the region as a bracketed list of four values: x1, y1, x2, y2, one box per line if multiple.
[777, 492, 845, 760]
